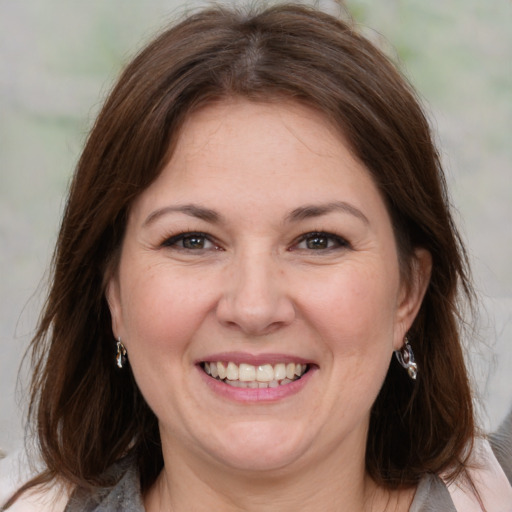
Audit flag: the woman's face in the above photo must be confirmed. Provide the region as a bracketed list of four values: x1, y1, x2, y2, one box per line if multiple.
[107, 100, 430, 476]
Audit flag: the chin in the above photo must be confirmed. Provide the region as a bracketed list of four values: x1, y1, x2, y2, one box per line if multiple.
[204, 421, 312, 473]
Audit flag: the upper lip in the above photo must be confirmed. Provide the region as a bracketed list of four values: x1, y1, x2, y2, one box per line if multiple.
[196, 352, 314, 366]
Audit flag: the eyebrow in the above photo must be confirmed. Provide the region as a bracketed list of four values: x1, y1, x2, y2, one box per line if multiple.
[143, 204, 221, 227]
[286, 201, 369, 225]
[143, 200, 369, 227]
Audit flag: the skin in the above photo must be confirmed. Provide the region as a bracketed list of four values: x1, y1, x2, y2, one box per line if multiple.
[107, 99, 431, 511]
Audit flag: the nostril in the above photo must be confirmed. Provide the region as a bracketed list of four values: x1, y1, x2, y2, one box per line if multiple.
[216, 295, 295, 335]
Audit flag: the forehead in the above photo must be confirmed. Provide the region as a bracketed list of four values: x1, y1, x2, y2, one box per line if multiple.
[130, 99, 387, 226]
[176, 98, 347, 162]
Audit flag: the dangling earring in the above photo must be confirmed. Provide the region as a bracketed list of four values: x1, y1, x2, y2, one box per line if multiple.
[116, 337, 127, 369]
[395, 336, 418, 380]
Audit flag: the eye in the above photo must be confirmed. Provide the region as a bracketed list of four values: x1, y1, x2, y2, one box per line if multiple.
[161, 232, 218, 251]
[293, 231, 349, 251]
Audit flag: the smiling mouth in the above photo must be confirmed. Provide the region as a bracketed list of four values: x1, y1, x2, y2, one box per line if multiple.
[201, 361, 309, 388]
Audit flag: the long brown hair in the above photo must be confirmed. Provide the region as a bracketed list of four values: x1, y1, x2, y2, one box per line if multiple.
[6, 2, 475, 506]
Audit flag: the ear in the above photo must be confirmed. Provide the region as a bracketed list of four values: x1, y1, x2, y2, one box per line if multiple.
[105, 274, 123, 340]
[393, 248, 432, 350]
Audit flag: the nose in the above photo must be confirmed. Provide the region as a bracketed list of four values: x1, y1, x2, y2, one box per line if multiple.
[216, 250, 296, 336]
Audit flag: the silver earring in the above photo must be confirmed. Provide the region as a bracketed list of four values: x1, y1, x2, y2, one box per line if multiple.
[116, 338, 127, 369]
[395, 336, 418, 380]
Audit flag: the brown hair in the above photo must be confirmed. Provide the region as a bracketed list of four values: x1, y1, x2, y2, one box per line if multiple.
[7, 2, 475, 506]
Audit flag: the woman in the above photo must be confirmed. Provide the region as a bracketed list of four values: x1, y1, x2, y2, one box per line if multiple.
[3, 3, 512, 511]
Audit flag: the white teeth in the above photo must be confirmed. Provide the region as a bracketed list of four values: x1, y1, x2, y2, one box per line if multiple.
[203, 361, 309, 387]
[217, 361, 227, 380]
[274, 363, 286, 381]
[226, 362, 239, 381]
[239, 363, 256, 382]
[256, 364, 274, 382]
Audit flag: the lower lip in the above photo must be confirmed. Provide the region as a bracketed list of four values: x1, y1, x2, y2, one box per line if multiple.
[198, 366, 316, 403]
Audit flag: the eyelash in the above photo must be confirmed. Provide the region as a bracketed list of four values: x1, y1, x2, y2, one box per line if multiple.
[160, 231, 350, 252]
[291, 231, 350, 251]
[161, 232, 219, 251]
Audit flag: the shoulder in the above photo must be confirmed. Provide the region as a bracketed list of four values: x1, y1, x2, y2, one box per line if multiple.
[411, 435, 512, 511]
[2, 450, 143, 512]
[63, 455, 144, 512]
[489, 406, 512, 484]
[445, 436, 512, 511]
[3, 486, 69, 512]
[0, 449, 70, 512]
[411, 473, 456, 511]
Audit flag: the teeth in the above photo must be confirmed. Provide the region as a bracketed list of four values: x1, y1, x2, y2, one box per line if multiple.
[274, 363, 286, 381]
[217, 361, 227, 380]
[256, 364, 274, 382]
[226, 362, 239, 381]
[203, 361, 309, 387]
[239, 363, 256, 382]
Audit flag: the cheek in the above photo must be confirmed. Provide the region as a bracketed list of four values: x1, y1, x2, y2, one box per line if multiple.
[295, 260, 400, 417]
[119, 265, 215, 357]
[299, 261, 400, 345]
[116, 266, 218, 417]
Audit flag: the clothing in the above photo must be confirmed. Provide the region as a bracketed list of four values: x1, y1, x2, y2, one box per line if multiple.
[61, 436, 512, 512]
[59, 464, 455, 512]
[62, 464, 458, 512]
[410, 474, 456, 512]
[4, 417, 512, 511]
[490, 407, 512, 485]
[63, 456, 144, 512]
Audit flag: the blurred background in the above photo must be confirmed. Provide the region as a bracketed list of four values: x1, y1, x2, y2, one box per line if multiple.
[1, 0, 511, 457]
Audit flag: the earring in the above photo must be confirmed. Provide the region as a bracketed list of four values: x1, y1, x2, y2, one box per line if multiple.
[116, 338, 127, 369]
[395, 336, 418, 380]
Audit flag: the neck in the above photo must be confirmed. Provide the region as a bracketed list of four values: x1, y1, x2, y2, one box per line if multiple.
[144, 433, 412, 512]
